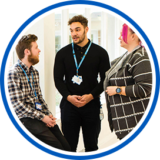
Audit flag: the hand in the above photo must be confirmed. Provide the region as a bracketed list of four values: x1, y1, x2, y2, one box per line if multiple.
[67, 95, 85, 108]
[49, 115, 57, 125]
[46, 116, 57, 128]
[79, 94, 94, 107]
[106, 86, 126, 96]
[105, 86, 117, 96]
[42, 115, 56, 127]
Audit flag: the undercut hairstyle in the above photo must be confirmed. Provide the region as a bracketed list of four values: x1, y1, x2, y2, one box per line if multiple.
[122, 23, 141, 44]
[122, 24, 129, 44]
[68, 15, 88, 28]
[16, 34, 38, 60]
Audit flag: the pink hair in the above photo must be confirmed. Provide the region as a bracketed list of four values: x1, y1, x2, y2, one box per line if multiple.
[122, 23, 128, 44]
[122, 23, 144, 47]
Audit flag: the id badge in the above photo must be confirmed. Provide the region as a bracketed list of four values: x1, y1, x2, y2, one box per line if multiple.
[72, 75, 78, 83]
[72, 75, 82, 85]
[35, 102, 42, 110]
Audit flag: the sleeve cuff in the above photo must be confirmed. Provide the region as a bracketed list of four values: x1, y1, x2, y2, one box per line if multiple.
[37, 113, 46, 121]
[125, 85, 135, 97]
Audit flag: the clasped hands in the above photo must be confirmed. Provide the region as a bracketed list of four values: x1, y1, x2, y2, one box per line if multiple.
[67, 94, 94, 108]
[42, 115, 56, 128]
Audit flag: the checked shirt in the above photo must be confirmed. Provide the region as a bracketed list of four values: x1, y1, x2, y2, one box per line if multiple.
[8, 60, 52, 121]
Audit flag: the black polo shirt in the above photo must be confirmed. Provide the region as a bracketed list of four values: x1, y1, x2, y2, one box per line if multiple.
[54, 39, 110, 100]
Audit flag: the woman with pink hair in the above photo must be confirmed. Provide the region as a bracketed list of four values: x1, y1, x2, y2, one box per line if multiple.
[104, 24, 152, 140]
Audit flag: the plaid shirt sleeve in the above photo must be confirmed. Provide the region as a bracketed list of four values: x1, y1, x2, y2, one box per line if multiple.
[8, 69, 46, 121]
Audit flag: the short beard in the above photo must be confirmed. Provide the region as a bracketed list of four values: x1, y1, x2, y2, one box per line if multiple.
[28, 53, 39, 65]
[74, 30, 86, 44]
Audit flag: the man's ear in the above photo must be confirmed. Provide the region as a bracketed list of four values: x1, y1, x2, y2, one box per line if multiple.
[24, 49, 31, 56]
[85, 26, 89, 33]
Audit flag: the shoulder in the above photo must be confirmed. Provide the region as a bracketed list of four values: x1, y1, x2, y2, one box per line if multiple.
[129, 47, 149, 64]
[32, 66, 39, 75]
[111, 55, 122, 66]
[131, 47, 149, 61]
[56, 44, 72, 57]
[91, 43, 109, 60]
[91, 43, 108, 53]
[8, 62, 21, 77]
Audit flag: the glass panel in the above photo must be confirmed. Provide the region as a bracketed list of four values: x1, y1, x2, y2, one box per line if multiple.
[90, 8, 103, 103]
[69, 7, 85, 18]
[55, 10, 62, 118]
[5, 51, 16, 86]
[55, 11, 61, 54]
[8, 51, 18, 69]
[91, 8, 102, 45]
[69, 35, 72, 44]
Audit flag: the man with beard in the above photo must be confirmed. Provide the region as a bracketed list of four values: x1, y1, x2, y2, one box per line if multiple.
[7, 34, 70, 151]
[54, 15, 110, 152]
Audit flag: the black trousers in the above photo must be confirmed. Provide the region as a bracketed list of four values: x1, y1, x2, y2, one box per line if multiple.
[20, 118, 71, 151]
[60, 98, 101, 152]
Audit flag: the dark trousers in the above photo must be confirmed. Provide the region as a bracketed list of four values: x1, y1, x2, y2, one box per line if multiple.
[60, 98, 101, 152]
[20, 118, 71, 151]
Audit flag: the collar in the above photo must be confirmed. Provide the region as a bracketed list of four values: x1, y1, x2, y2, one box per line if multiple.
[18, 59, 33, 73]
[107, 45, 142, 80]
[74, 39, 90, 51]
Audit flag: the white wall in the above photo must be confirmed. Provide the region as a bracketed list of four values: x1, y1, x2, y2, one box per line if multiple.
[44, 13, 56, 116]
[25, 13, 56, 115]
[25, 19, 45, 96]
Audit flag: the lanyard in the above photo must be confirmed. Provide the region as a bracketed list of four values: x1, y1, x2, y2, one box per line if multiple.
[18, 64, 38, 99]
[72, 41, 92, 76]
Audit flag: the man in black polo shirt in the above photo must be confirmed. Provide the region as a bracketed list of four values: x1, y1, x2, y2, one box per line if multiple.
[54, 15, 110, 152]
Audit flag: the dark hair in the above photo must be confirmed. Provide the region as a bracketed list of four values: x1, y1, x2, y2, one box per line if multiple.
[68, 15, 88, 28]
[16, 34, 38, 60]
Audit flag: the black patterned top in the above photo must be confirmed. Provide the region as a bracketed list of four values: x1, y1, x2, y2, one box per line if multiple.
[104, 46, 152, 139]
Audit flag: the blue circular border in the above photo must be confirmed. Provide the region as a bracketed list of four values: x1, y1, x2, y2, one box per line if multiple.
[0, 0, 159, 159]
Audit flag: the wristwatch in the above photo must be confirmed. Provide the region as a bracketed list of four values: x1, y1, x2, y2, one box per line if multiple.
[116, 87, 122, 95]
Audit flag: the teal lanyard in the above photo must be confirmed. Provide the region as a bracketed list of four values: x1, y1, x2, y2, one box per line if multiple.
[72, 41, 92, 76]
[19, 64, 38, 99]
